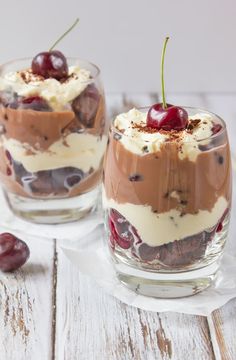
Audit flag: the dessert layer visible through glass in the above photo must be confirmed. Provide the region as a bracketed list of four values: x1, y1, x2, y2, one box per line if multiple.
[103, 107, 232, 298]
[0, 58, 107, 223]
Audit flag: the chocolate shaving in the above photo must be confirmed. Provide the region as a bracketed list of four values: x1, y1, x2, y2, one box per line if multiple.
[142, 145, 149, 153]
[129, 174, 143, 182]
[187, 119, 201, 131]
[19, 68, 72, 84]
[19, 69, 44, 83]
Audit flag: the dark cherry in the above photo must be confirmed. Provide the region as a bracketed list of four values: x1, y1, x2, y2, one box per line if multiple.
[0, 233, 30, 272]
[6, 166, 12, 176]
[20, 96, 52, 112]
[108, 209, 139, 250]
[31, 50, 68, 80]
[216, 222, 223, 232]
[147, 103, 188, 131]
[212, 123, 222, 135]
[12, 159, 85, 195]
[72, 84, 100, 127]
[0, 91, 20, 109]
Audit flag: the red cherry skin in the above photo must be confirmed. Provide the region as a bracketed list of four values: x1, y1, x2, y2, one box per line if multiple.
[0, 233, 17, 255]
[20, 96, 52, 112]
[31, 50, 68, 80]
[147, 103, 188, 131]
[0, 233, 30, 272]
[212, 123, 222, 135]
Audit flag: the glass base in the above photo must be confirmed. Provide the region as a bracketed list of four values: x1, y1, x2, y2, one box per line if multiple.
[114, 259, 220, 298]
[4, 186, 99, 224]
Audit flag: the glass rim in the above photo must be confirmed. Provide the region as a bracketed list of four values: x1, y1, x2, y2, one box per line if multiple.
[0, 57, 101, 83]
[110, 106, 227, 144]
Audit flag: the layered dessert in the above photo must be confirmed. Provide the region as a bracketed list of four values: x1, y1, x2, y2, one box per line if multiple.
[0, 57, 107, 199]
[103, 107, 231, 269]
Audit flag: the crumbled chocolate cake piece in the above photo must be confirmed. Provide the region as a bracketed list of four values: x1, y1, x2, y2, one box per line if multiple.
[198, 144, 211, 152]
[113, 133, 122, 140]
[142, 145, 149, 153]
[72, 84, 100, 128]
[129, 174, 144, 182]
[187, 119, 201, 131]
[218, 155, 224, 164]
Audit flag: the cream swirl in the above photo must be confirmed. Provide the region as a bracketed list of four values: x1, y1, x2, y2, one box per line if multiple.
[0, 66, 91, 110]
[114, 108, 216, 161]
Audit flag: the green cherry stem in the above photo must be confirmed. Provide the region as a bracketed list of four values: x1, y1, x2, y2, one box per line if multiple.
[161, 36, 169, 109]
[49, 18, 79, 52]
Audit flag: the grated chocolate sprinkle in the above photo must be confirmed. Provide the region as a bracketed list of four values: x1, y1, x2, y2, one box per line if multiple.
[129, 174, 144, 182]
[187, 119, 201, 131]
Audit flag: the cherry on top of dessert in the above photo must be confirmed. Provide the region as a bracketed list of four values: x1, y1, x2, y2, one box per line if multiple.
[147, 37, 188, 131]
[32, 50, 68, 80]
[31, 18, 79, 81]
[147, 103, 188, 131]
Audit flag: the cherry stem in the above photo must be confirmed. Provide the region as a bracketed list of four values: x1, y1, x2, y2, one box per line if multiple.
[161, 36, 169, 109]
[49, 18, 79, 52]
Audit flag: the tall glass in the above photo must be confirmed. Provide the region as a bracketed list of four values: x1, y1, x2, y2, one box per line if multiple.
[0, 58, 107, 223]
[103, 107, 232, 298]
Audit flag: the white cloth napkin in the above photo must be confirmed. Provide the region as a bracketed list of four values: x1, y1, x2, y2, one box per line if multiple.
[0, 173, 236, 316]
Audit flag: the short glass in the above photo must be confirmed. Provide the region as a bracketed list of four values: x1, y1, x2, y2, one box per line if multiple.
[103, 107, 232, 298]
[0, 58, 108, 223]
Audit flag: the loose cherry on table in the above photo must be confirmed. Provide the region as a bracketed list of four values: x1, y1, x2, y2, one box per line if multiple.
[0, 233, 30, 272]
[146, 37, 188, 132]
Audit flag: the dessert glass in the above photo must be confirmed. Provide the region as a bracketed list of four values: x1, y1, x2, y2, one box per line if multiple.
[103, 107, 232, 298]
[0, 58, 107, 223]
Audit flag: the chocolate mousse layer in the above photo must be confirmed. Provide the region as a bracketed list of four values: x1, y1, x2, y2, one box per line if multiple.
[104, 130, 231, 214]
[0, 88, 106, 150]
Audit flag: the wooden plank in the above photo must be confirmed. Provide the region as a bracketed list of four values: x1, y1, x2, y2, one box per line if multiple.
[208, 299, 236, 360]
[0, 233, 55, 360]
[55, 247, 215, 360]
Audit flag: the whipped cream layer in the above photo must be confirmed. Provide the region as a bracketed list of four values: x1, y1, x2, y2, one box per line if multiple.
[0, 66, 91, 110]
[114, 108, 216, 161]
[103, 194, 228, 246]
[2, 133, 107, 173]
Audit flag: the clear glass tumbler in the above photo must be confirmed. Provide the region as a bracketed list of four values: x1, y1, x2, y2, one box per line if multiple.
[103, 107, 232, 298]
[0, 58, 108, 223]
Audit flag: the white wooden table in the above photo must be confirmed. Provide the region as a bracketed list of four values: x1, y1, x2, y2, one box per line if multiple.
[0, 93, 236, 360]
